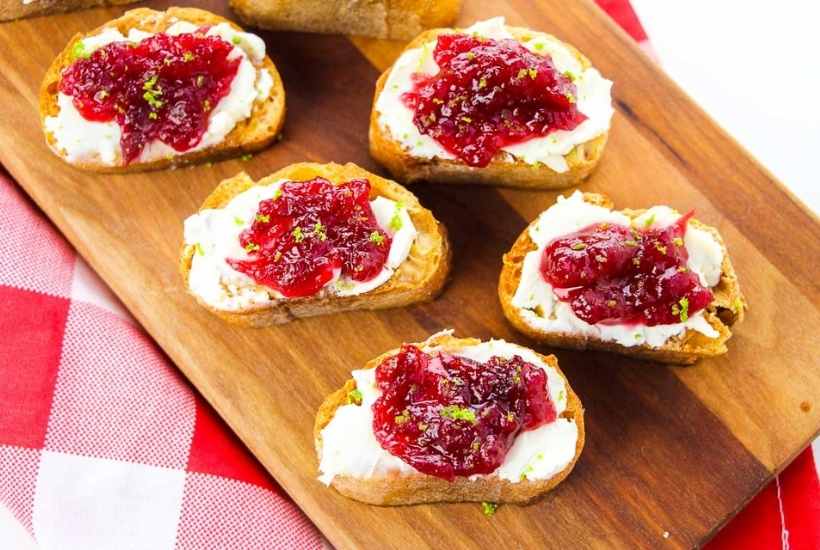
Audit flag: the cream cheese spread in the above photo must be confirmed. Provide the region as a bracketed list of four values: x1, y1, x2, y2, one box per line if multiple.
[374, 17, 614, 173]
[511, 191, 725, 348]
[44, 21, 272, 166]
[317, 334, 579, 485]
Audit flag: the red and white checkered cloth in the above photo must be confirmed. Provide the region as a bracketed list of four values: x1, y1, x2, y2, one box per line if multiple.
[0, 2, 817, 548]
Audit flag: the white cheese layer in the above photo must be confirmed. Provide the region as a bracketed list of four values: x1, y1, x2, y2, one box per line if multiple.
[44, 22, 272, 167]
[511, 191, 725, 348]
[374, 17, 614, 173]
[183, 180, 418, 311]
[318, 335, 579, 485]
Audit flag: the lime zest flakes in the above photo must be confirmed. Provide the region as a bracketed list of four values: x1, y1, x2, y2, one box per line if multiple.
[565, 92, 576, 103]
[272, 187, 282, 200]
[389, 203, 404, 231]
[240, 153, 253, 161]
[440, 405, 477, 424]
[182, 51, 194, 62]
[255, 213, 270, 223]
[478, 77, 487, 89]
[461, 116, 473, 124]
[148, 112, 158, 120]
[71, 40, 90, 60]
[466, 51, 476, 61]
[369, 231, 385, 245]
[232, 35, 242, 45]
[244, 242, 260, 253]
[678, 297, 689, 322]
[292, 226, 304, 243]
[732, 297, 743, 313]
[346, 388, 363, 405]
[233, 216, 244, 226]
[673, 237, 684, 247]
[516, 68, 528, 80]
[142, 75, 164, 109]
[570, 242, 587, 251]
[312, 222, 327, 241]
[654, 242, 668, 255]
[643, 212, 656, 227]
[394, 409, 410, 424]
[519, 464, 534, 481]
[563, 70, 577, 81]
[557, 389, 566, 402]
[624, 239, 638, 247]
[193, 242, 205, 256]
[481, 502, 498, 517]
[527, 67, 538, 79]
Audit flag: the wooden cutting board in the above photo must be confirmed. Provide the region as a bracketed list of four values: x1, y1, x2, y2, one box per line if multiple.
[1, 0, 819, 548]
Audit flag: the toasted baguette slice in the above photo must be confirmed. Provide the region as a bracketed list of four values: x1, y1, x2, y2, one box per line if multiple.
[499, 193, 746, 365]
[0, 0, 137, 22]
[180, 162, 450, 327]
[230, 0, 463, 40]
[369, 22, 609, 189]
[39, 7, 286, 173]
[314, 331, 585, 505]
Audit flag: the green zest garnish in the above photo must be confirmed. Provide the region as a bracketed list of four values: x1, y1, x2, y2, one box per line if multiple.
[478, 77, 487, 89]
[346, 388, 363, 405]
[255, 213, 270, 223]
[732, 297, 743, 314]
[233, 216, 244, 226]
[570, 242, 587, 251]
[71, 41, 90, 60]
[672, 237, 684, 246]
[240, 153, 253, 161]
[389, 203, 404, 231]
[558, 389, 566, 402]
[466, 51, 476, 60]
[519, 464, 534, 481]
[440, 405, 477, 424]
[369, 231, 385, 245]
[232, 35, 242, 45]
[148, 112, 158, 120]
[272, 187, 282, 200]
[533, 42, 545, 51]
[481, 502, 498, 517]
[461, 116, 473, 123]
[194, 242, 205, 256]
[565, 92, 576, 103]
[312, 222, 327, 241]
[244, 242, 260, 253]
[394, 409, 410, 424]
[527, 67, 538, 79]
[292, 226, 304, 243]
[655, 242, 668, 255]
[563, 70, 577, 81]
[142, 75, 164, 109]
[643, 213, 656, 227]
[182, 51, 194, 62]
[624, 239, 638, 247]
[678, 297, 689, 322]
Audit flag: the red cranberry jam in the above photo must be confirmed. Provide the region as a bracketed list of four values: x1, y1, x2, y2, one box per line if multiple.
[540, 212, 714, 326]
[59, 29, 241, 163]
[402, 34, 586, 167]
[372, 344, 556, 480]
[228, 178, 392, 299]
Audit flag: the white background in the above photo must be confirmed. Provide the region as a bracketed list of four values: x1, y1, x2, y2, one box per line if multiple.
[2, 2, 818, 547]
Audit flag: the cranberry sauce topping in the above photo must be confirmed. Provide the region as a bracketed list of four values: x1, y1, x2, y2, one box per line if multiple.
[401, 34, 586, 167]
[540, 212, 714, 326]
[372, 345, 556, 480]
[227, 178, 392, 299]
[59, 30, 241, 163]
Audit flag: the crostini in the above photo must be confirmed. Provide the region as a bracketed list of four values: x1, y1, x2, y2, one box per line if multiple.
[1, 0, 137, 22]
[499, 191, 746, 364]
[370, 17, 614, 189]
[315, 331, 584, 505]
[40, 7, 285, 172]
[230, 0, 463, 40]
[180, 162, 450, 326]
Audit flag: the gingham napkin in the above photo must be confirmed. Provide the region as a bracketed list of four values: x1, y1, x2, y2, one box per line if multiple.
[1, 1, 818, 548]
[0, 176, 322, 548]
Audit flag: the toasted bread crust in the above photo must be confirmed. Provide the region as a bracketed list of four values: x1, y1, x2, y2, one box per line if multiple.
[314, 332, 585, 505]
[0, 0, 137, 22]
[179, 162, 451, 326]
[369, 25, 609, 189]
[230, 0, 463, 40]
[499, 193, 746, 365]
[39, 7, 286, 173]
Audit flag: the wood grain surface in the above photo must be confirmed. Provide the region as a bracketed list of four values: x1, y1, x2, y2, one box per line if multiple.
[1, 1, 818, 548]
